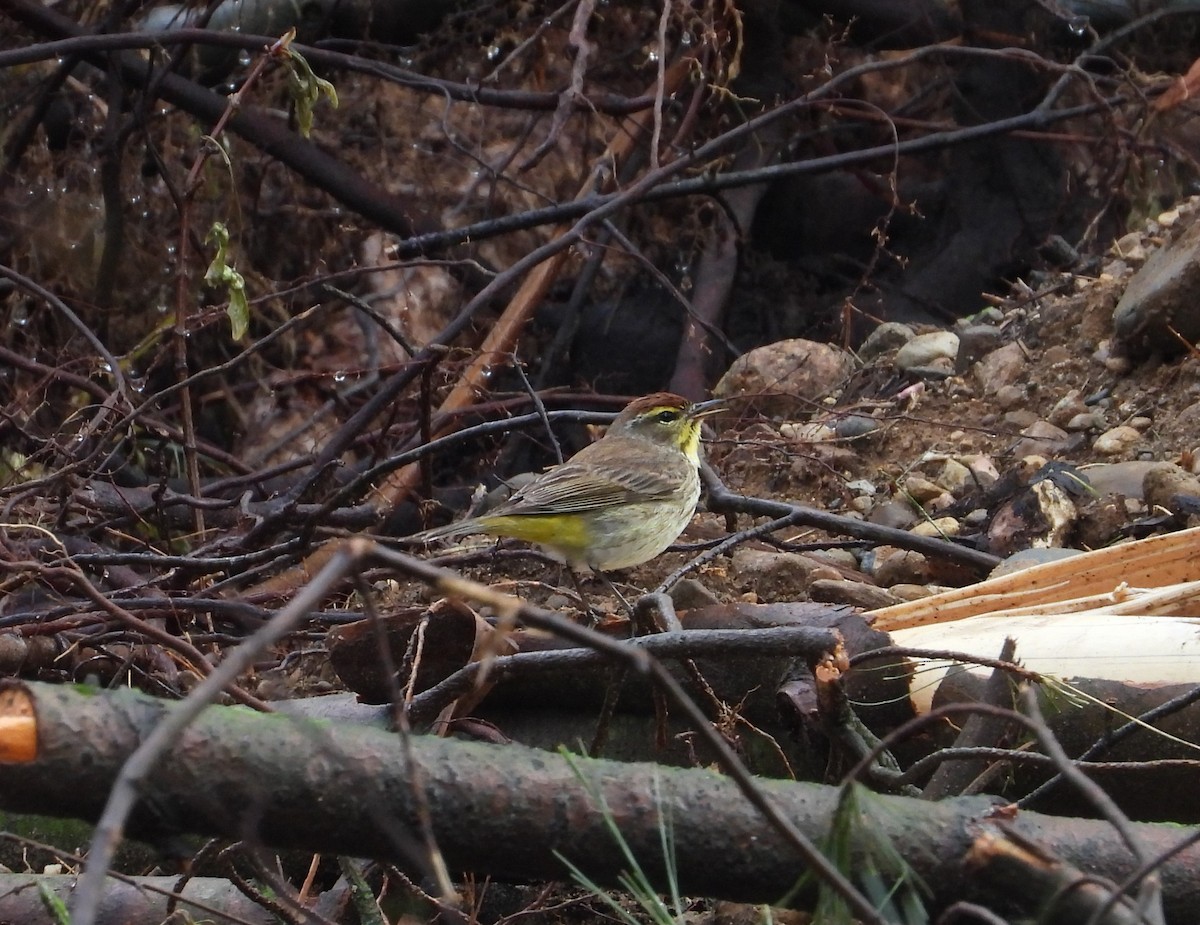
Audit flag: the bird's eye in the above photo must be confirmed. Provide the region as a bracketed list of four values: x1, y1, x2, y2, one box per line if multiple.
[655, 410, 680, 423]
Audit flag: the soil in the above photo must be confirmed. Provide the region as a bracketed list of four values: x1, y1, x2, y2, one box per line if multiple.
[413, 204, 1200, 621]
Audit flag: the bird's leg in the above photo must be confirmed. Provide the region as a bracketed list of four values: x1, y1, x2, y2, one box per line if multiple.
[594, 570, 634, 616]
[566, 568, 604, 625]
[563, 569, 632, 624]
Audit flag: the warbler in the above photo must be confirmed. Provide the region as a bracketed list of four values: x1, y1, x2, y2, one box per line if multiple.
[418, 392, 723, 571]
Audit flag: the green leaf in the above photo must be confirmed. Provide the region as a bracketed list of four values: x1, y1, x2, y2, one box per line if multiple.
[204, 222, 249, 340]
[285, 44, 338, 137]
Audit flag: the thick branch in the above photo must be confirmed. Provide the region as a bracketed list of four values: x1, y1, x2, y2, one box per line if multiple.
[2, 682, 1198, 921]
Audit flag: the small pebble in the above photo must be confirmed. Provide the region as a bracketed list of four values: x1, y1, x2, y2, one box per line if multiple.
[994, 385, 1027, 409]
[811, 548, 860, 571]
[1066, 411, 1106, 431]
[1093, 425, 1142, 455]
[888, 583, 937, 602]
[808, 578, 901, 610]
[909, 517, 962, 538]
[895, 331, 960, 370]
[965, 455, 1001, 488]
[869, 547, 932, 586]
[901, 476, 945, 503]
[729, 549, 825, 600]
[1048, 389, 1087, 427]
[1011, 420, 1071, 457]
[868, 499, 920, 530]
[859, 322, 915, 360]
[934, 458, 972, 494]
[1143, 464, 1200, 513]
[973, 341, 1027, 393]
[834, 414, 880, 439]
[989, 546, 1086, 578]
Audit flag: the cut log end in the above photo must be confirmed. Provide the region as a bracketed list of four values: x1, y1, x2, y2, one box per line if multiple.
[0, 685, 37, 763]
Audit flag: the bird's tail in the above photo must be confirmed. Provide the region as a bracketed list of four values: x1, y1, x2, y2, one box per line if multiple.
[403, 517, 483, 546]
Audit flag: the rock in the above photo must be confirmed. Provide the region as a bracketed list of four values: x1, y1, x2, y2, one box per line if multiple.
[849, 495, 873, 514]
[1143, 463, 1200, 514]
[1048, 389, 1088, 427]
[669, 578, 721, 610]
[934, 458, 973, 495]
[964, 507, 990, 526]
[845, 478, 878, 497]
[1111, 231, 1146, 262]
[868, 499, 921, 530]
[989, 546, 1086, 578]
[812, 548, 860, 571]
[859, 322, 915, 360]
[1003, 409, 1041, 429]
[869, 547, 931, 586]
[956, 324, 1005, 369]
[1083, 460, 1161, 499]
[901, 476, 946, 503]
[729, 549, 827, 600]
[714, 339, 856, 417]
[1065, 411, 1106, 431]
[894, 331, 960, 371]
[986, 478, 1078, 557]
[888, 583, 938, 602]
[973, 342, 1027, 394]
[1092, 425, 1142, 455]
[1075, 494, 1133, 548]
[965, 455, 1000, 489]
[1043, 345, 1072, 366]
[904, 357, 956, 379]
[1009, 420, 1071, 458]
[808, 579, 900, 610]
[834, 413, 880, 439]
[1114, 216, 1200, 356]
[1104, 353, 1133, 374]
[910, 516, 962, 538]
[994, 385, 1027, 409]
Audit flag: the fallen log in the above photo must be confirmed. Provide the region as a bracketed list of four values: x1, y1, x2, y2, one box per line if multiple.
[0, 873, 280, 925]
[1, 681, 1197, 922]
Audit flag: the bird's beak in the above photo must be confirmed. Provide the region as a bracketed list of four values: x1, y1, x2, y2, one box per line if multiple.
[690, 398, 728, 418]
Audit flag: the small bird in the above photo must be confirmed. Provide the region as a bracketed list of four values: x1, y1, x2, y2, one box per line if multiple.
[418, 392, 723, 571]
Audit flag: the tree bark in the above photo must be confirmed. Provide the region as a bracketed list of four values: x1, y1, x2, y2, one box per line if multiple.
[0, 873, 281, 925]
[1, 681, 1198, 921]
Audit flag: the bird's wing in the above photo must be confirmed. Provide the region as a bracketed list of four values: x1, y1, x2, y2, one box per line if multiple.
[499, 439, 689, 515]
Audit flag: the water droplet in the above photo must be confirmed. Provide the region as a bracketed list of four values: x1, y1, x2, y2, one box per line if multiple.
[1066, 16, 1088, 36]
[333, 371, 347, 383]
[486, 45, 501, 61]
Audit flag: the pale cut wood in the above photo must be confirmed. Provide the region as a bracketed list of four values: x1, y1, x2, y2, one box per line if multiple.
[868, 525, 1200, 633]
[893, 614, 1200, 712]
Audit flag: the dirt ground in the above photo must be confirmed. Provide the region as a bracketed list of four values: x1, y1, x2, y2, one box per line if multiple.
[409, 201, 1200, 623]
